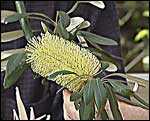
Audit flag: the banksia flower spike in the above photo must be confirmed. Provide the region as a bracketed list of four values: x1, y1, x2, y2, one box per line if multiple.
[25, 32, 101, 92]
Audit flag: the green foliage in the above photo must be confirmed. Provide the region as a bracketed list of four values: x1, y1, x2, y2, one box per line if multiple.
[77, 31, 118, 46]
[133, 93, 149, 108]
[1, 1, 149, 120]
[83, 79, 94, 105]
[41, 21, 49, 33]
[47, 70, 77, 80]
[3, 53, 28, 89]
[3, 13, 26, 24]
[105, 84, 123, 120]
[93, 78, 107, 110]
[15, 1, 33, 41]
[108, 79, 134, 96]
[69, 71, 149, 120]
[55, 11, 70, 40]
[79, 99, 95, 120]
[100, 109, 109, 120]
[70, 91, 83, 101]
[1, 30, 24, 43]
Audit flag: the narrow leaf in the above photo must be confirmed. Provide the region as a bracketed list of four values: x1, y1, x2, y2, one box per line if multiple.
[79, 100, 95, 120]
[47, 70, 77, 80]
[74, 99, 81, 110]
[3, 53, 28, 89]
[28, 12, 56, 26]
[94, 78, 107, 110]
[108, 79, 134, 97]
[1, 30, 38, 43]
[117, 95, 149, 110]
[55, 11, 70, 39]
[105, 84, 123, 120]
[41, 21, 48, 33]
[133, 93, 149, 108]
[83, 79, 94, 105]
[58, 11, 70, 27]
[66, 17, 84, 32]
[101, 61, 109, 70]
[101, 61, 118, 72]
[1, 60, 8, 72]
[89, 1, 105, 9]
[1, 10, 17, 23]
[103, 73, 148, 87]
[100, 109, 109, 120]
[77, 35, 88, 47]
[1, 30, 24, 43]
[89, 46, 121, 69]
[15, 1, 33, 41]
[70, 91, 82, 101]
[78, 20, 90, 30]
[4, 13, 26, 24]
[1, 48, 25, 61]
[56, 22, 70, 40]
[77, 31, 118, 45]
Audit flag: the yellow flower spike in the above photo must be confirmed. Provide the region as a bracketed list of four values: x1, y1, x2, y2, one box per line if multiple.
[25, 32, 101, 92]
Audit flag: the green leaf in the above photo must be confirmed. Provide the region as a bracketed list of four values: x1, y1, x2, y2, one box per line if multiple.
[107, 79, 134, 97]
[56, 22, 70, 40]
[1, 30, 24, 42]
[117, 94, 149, 110]
[47, 70, 77, 80]
[58, 11, 70, 27]
[94, 78, 107, 110]
[105, 84, 123, 120]
[74, 99, 81, 110]
[101, 61, 109, 70]
[1, 48, 25, 61]
[41, 21, 49, 33]
[55, 11, 70, 40]
[89, 46, 121, 69]
[4, 13, 26, 24]
[28, 12, 56, 26]
[1, 60, 8, 72]
[1, 30, 39, 43]
[83, 79, 94, 105]
[88, 1, 105, 9]
[101, 61, 118, 72]
[3, 53, 28, 89]
[103, 73, 148, 87]
[15, 1, 33, 41]
[100, 109, 109, 120]
[1, 10, 17, 23]
[77, 31, 118, 45]
[66, 17, 84, 32]
[78, 21, 90, 30]
[79, 100, 95, 120]
[70, 91, 82, 101]
[133, 93, 149, 108]
[77, 35, 88, 47]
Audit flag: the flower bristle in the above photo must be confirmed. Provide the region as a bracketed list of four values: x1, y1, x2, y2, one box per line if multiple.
[25, 32, 100, 92]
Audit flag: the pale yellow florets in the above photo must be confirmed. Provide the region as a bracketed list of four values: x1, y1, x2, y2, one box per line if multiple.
[25, 32, 101, 92]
